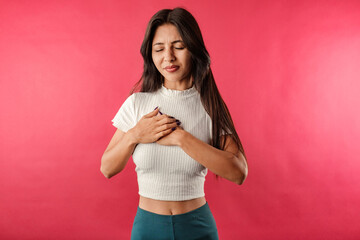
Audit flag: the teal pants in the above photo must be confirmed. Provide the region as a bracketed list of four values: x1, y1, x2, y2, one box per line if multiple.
[131, 202, 219, 240]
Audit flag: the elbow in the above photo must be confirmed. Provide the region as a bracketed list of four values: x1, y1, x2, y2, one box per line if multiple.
[100, 166, 112, 179]
[100, 154, 120, 179]
[100, 162, 124, 179]
[233, 156, 248, 185]
[235, 170, 247, 185]
[100, 160, 115, 179]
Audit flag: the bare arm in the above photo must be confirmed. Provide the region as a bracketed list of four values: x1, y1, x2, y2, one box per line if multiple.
[100, 108, 179, 178]
[157, 129, 248, 185]
[180, 131, 248, 185]
[100, 129, 137, 178]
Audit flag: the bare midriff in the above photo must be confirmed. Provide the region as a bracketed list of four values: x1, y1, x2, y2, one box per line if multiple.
[139, 195, 207, 215]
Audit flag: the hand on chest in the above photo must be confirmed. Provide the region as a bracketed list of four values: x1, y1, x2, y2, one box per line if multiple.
[155, 101, 211, 143]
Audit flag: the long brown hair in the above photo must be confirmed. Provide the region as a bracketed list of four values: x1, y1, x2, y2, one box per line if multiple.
[131, 8, 247, 173]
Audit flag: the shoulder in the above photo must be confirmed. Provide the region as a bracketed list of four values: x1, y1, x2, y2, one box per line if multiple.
[120, 91, 161, 111]
[123, 91, 151, 102]
[130, 90, 161, 102]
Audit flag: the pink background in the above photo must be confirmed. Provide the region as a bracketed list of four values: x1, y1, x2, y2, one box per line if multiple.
[1, 0, 360, 239]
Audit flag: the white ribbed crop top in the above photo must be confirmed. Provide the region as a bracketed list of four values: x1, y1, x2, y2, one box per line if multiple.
[111, 84, 213, 201]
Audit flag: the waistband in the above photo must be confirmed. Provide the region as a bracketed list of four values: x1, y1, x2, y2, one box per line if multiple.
[136, 202, 212, 224]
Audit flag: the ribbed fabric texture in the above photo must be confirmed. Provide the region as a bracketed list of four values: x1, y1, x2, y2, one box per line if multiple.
[112, 84, 212, 201]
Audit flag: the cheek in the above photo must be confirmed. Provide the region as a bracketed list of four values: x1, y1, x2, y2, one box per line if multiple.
[180, 51, 191, 63]
[152, 55, 161, 69]
[181, 53, 192, 70]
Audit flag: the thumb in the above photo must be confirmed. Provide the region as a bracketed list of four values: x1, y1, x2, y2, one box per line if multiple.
[145, 107, 160, 118]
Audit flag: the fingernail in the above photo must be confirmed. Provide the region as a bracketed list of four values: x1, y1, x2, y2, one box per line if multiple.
[154, 106, 158, 110]
[159, 111, 163, 115]
[172, 127, 176, 131]
[169, 116, 175, 119]
[177, 121, 181, 125]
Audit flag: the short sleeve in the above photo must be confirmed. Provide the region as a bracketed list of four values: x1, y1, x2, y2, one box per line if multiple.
[111, 94, 136, 132]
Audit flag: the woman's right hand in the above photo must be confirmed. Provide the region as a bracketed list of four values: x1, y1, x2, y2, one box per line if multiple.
[128, 107, 180, 144]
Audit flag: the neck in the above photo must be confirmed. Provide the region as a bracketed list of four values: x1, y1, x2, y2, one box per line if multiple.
[163, 77, 193, 91]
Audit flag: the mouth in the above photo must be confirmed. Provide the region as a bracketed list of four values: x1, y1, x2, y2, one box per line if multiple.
[164, 65, 179, 73]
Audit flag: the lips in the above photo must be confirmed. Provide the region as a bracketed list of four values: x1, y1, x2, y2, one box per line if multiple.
[164, 65, 179, 72]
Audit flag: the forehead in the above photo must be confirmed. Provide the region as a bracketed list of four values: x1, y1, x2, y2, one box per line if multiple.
[152, 24, 183, 43]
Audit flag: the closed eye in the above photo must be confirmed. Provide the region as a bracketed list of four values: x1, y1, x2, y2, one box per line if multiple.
[154, 47, 185, 52]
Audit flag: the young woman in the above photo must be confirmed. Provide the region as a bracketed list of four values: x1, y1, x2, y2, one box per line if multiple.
[101, 7, 248, 240]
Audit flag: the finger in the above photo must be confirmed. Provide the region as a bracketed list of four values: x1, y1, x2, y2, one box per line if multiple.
[144, 107, 160, 118]
[156, 115, 178, 125]
[154, 114, 170, 120]
[157, 122, 179, 132]
[156, 110, 166, 117]
[155, 128, 174, 140]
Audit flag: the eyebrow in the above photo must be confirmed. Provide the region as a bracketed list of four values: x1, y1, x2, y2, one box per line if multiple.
[153, 40, 184, 46]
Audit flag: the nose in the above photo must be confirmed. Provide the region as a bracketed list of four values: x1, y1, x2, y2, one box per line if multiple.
[164, 48, 175, 62]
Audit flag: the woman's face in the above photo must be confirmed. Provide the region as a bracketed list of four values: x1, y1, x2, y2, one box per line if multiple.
[152, 24, 192, 85]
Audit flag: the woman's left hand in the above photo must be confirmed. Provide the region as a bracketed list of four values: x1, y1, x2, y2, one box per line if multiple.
[156, 126, 185, 146]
